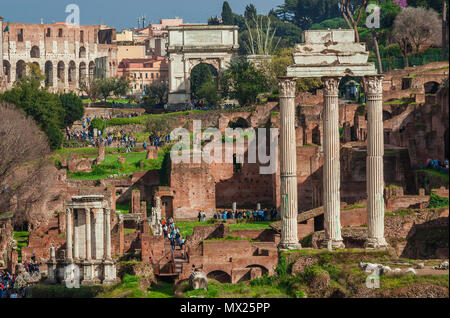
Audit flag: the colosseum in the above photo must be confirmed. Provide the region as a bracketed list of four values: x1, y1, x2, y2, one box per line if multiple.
[0, 17, 118, 93]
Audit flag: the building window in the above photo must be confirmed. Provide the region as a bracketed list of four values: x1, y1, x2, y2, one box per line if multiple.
[18, 29, 24, 42]
[156, 73, 159, 78]
[134, 73, 137, 78]
[151, 73, 154, 79]
[58, 28, 63, 37]
[134, 84, 137, 89]
[140, 73, 142, 78]
[80, 30, 84, 42]
[46, 28, 51, 37]
[145, 73, 148, 79]
[140, 84, 143, 89]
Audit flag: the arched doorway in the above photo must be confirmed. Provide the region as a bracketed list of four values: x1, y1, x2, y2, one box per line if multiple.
[57, 61, 65, 85]
[16, 60, 26, 80]
[68, 61, 76, 86]
[189, 63, 218, 104]
[79, 62, 86, 85]
[3, 60, 11, 83]
[30, 46, 40, 58]
[45, 61, 53, 87]
[207, 270, 231, 284]
[312, 126, 321, 145]
[88, 61, 95, 80]
[424, 81, 440, 94]
[79, 46, 86, 59]
[382, 110, 392, 121]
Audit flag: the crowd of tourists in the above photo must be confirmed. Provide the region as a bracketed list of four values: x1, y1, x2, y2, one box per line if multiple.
[161, 217, 186, 251]
[0, 271, 26, 298]
[426, 158, 449, 170]
[213, 208, 278, 222]
[145, 134, 170, 149]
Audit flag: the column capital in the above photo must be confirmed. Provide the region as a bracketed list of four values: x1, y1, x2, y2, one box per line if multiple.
[322, 76, 341, 96]
[66, 208, 72, 215]
[278, 77, 296, 98]
[362, 75, 384, 95]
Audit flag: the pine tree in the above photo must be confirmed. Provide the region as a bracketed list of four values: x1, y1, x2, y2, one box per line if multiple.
[221, 1, 234, 25]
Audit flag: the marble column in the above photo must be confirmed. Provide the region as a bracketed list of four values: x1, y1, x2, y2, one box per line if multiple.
[85, 209, 91, 260]
[104, 208, 111, 260]
[363, 75, 388, 249]
[278, 77, 301, 250]
[66, 208, 73, 261]
[321, 76, 345, 249]
[73, 210, 79, 259]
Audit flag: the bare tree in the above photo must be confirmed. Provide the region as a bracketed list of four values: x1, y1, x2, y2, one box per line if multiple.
[393, 7, 441, 57]
[0, 102, 53, 226]
[339, 0, 369, 43]
[243, 14, 280, 56]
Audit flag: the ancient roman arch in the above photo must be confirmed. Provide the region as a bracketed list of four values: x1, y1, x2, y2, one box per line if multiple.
[166, 25, 239, 108]
[278, 29, 387, 250]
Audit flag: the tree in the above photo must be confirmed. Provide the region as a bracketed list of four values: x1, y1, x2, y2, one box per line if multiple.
[144, 81, 168, 106]
[190, 63, 215, 100]
[338, 0, 369, 43]
[113, 75, 131, 97]
[392, 7, 441, 57]
[222, 1, 234, 25]
[0, 102, 53, 225]
[60, 92, 84, 128]
[294, 0, 340, 29]
[79, 78, 101, 107]
[220, 58, 270, 106]
[0, 71, 65, 150]
[97, 78, 117, 103]
[197, 81, 219, 106]
[208, 16, 221, 25]
[244, 4, 257, 21]
[145, 115, 175, 137]
[243, 14, 281, 56]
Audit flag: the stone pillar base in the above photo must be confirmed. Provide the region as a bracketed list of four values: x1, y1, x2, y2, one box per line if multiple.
[81, 260, 94, 286]
[46, 261, 57, 284]
[364, 237, 389, 250]
[102, 259, 117, 285]
[278, 242, 302, 251]
[320, 239, 346, 250]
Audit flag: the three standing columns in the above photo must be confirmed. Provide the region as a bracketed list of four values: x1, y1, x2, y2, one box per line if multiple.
[363, 75, 388, 249]
[278, 77, 301, 250]
[321, 77, 345, 249]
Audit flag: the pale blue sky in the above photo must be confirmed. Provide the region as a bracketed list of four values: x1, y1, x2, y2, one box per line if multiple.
[1, 0, 284, 30]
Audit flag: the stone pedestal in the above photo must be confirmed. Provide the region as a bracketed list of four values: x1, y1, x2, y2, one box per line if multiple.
[102, 259, 117, 285]
[278, 77, 301, 250]
[363, 75, 388, 249]
[321, 77, 345, 249]
[81, 260, 94, 286]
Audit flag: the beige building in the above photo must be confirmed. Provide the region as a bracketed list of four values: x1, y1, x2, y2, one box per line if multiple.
[117, 45, 146, 63]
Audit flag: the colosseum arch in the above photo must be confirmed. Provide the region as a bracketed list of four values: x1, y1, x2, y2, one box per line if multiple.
[79, 62, 87, 84]
[68, 61, 76, 85]
[30, 46, 40, 58]
[57, 61, 65, 84]
[16, 60, 26, 80]
[88, 61, 95, 80]
[45, 61, 53, 87]
[167, 25, 239, 107]
[3, 60, 11, 83]
[79, 46, 86, 59]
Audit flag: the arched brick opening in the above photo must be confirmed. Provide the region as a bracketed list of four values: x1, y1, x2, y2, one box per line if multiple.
[227, 117, 250, 129]
[79, 62, 86, 84]
[45, 61, 53, 87]
[30, 45, 40, 58]
[207, 270, 231, 283]
[312, 125, 321, 145]
[245, 264, 269, 276]
[382, 110, 392, 121]
[88, 61, 95, 80]
[79, 46, 86, 59]
[68, 61, 76, 85]
[3, 60, 11, 83]
[57, 61, 65, 83]
[16, 60, 26, 80]
[424, 81, 440, 94]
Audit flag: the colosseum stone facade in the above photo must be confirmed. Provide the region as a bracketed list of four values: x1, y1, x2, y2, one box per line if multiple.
[0, 17, 118, 93]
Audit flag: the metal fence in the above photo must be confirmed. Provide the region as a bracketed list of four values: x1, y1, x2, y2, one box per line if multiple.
[375, 54, 448, 72]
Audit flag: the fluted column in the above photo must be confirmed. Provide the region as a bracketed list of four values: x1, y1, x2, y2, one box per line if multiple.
[66, 208, 73, 261]
[363, 75, 388, 249]
[321, 76, 345, 249]
[73, 210, 79, 259]
[85, 208, 92, 260]
[105, 208, 111, 260]
[278, 77, 301, 250]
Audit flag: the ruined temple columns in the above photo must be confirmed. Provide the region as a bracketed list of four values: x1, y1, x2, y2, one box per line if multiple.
[66, 208, 73, 261]
[278, 77, 301, 250]
[321, 76, 345, 249]
[85, 209, 92, 260]
[73, 211, 79, 259]
[105, 208, 111, 260]
[363, 75, 388, 249]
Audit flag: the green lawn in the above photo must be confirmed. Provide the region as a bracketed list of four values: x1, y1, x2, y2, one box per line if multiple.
[13, 231, 29, 262]
[116, 203, 131, 214]
[67, 150, 165, 180]
[175, 220, 272, 238]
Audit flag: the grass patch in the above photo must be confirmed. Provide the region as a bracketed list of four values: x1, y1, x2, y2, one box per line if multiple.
[418, 169, 449, 181]
[67, 150, 166, 180]
[175, 220, 272, 238]
[428, 192, 449, 208]
[385, 209, 415, 216]
[342, 204, 365, 210]
[116, 203, 130, 214]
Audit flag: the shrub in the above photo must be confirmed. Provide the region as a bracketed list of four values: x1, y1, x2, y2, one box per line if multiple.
[90, 118, 106, 132]
[428, 193, 449, 208]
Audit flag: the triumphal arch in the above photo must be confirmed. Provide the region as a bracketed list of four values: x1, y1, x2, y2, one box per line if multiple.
[167, 25, 239, 107]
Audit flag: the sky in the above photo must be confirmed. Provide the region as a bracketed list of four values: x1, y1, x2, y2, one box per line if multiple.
[0, 0, 284, 31]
